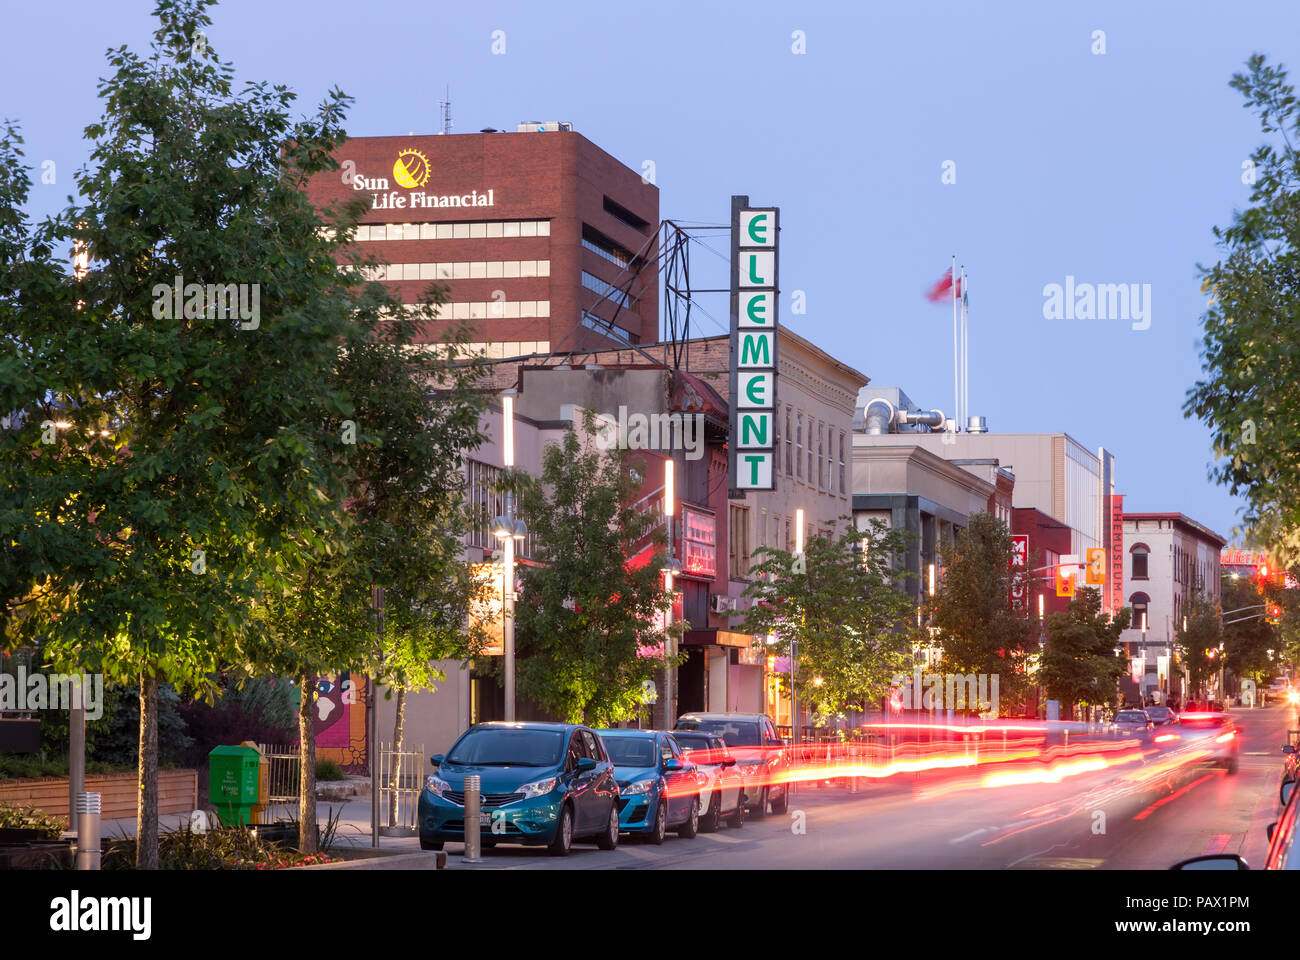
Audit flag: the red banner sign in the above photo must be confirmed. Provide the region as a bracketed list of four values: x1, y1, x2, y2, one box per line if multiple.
[1110, 495, 1124, 614]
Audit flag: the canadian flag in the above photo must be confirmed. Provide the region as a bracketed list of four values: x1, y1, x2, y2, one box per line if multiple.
[925, 267, 964, 302]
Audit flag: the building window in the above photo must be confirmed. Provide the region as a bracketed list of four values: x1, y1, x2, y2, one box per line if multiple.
[580, 311, 636, 344]
[784, 407, 793, 476]
[353, 220, 550, 241]
[817, 423, 825, 489]
[682, 506, 716, 578]
[729, 505, 751, 579]
[1130, 592, 1151, 632]
[795, 414, 804, 480]
[838, 431, 847, 495]
[581, 270, 637, 309]
[581, 231, 633, 269]
[404, 300, 550, 319]
[807, 422, 815, 485]
[1130, 543, 1150, 580]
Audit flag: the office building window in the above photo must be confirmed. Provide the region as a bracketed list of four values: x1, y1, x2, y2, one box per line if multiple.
[352, 220, 551, 241]
[581, 271, 637, 309]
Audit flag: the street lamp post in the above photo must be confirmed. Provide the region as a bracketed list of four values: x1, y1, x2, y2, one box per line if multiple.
[491, 391, 526, 722]
[792, 509, 804, 750]
[662, 459, 681, 728]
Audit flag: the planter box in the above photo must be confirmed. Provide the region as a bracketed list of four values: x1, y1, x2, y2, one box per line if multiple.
[0, 841, 74, 870]
[0, 770, 198, 820]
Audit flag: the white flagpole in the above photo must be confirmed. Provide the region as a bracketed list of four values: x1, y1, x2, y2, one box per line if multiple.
[961, 266, 968, 430]
[951, 255, 958, 432]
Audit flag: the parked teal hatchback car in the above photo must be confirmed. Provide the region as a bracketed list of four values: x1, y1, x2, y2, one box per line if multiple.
[594, 729, 701, 843]
[419, 722, 621, 857]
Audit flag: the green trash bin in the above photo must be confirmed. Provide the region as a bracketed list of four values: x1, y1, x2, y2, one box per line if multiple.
[208, 745, 262, 826]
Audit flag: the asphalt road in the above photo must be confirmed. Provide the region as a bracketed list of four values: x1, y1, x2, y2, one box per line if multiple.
[438, 704, 1296, 870]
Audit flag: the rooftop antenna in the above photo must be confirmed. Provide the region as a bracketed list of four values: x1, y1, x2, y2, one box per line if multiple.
[438, 85, 453, 135]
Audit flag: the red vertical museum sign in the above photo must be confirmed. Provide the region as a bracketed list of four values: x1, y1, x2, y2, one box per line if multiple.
[1010, 534, 1028, 615]
[1110, 494, 1124, 614]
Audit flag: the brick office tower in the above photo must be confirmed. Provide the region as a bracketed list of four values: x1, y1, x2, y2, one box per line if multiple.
[306, 123, 659, 356]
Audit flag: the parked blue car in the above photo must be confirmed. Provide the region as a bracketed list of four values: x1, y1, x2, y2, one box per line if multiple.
[594, 729, 700, 843]
[419, 722, 621, 857]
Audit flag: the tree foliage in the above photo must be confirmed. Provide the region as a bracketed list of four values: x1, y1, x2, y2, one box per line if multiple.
[1038, 587, 1130, 717]
[931, 512, 1036, 710]
[737, 519, 915, 722]
[1184, 54, 1300, 558]
[1175, 583, 1225, 700]
[513, 426, 674, 726]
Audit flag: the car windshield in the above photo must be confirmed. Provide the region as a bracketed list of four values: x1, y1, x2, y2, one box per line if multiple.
[1146, 708, 1172, 718]
[678, 720, 761, 747]
[1116, 712, 1148, 723]
[602, 737, 657, 767]
[445, 728, 564, 766]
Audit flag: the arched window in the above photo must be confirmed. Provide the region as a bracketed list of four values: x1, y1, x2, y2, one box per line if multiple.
[1130, 542, 1151, 580]
[1130, 591, 1151, 631]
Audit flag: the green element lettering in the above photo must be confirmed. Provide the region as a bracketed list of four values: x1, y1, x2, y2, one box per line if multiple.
[744, 454, 765, 486]
[747, 254, 765, 285]
[745, 294, 768, 325]
[747, 213, 768, 244]
[741, 414, 768, 446]
[745, 375, 767, 405]
[740, 333, 770, 366]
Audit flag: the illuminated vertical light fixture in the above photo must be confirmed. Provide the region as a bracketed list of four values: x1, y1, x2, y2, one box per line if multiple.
[928, 563, 936, 598]
[662, 458, 680, 725]
[792, 508, 805, 751]
[493, 391, 524, 722]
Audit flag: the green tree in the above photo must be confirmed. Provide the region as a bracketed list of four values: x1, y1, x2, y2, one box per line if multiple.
[1038, 587, 1130, 719]
[1184, 55, 1300, 557]
[513, 426, 674, 726]
[737, 519, 915, 725]
[1, 0, 364, 867]
[1221, 572, 1278, 687]
[1175, 584, 1225, 700]
[931, 512, 1036, 711]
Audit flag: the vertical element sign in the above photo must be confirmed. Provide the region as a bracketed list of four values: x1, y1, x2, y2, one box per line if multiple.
[1010, 534, 1028, 614]
[1110, 495, 1124, 615]
[729, 196, 779, 492]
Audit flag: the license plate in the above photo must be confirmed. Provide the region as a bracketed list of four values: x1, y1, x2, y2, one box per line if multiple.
[479, 811, 492, 826]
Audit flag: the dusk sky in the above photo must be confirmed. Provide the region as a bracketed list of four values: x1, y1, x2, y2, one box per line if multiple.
[5, 0, 1294, 541]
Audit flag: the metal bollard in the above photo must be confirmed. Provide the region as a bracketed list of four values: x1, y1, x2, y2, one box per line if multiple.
[461, 775, 484, 863]
[75, 792, 101, 871]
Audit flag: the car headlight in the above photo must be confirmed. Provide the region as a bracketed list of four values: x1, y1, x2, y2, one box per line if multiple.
[518, 776, 559, 799]
[739, 763, 761, 776]
[425, 775, 450, 797]
[624, 778, 656, 796]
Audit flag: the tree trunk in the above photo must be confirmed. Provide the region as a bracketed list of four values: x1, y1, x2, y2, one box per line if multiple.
[388, 686, 405, 827]
[136, 672, 159, 870]
[298, 674, 318, 855]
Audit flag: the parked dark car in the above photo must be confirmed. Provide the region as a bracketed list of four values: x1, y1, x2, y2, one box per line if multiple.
[675, 712, 789, 817]
[419, 722, 620, 856]
[594, 729, 700, 843]
[670, 729, 746, 831]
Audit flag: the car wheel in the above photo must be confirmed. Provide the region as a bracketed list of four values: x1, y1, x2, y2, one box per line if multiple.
[700, 792, 721, 833]
[727, 796, 746, 829]
[1227, 755, 1239, 775]
[420, 838, 444, 851]
[547, 804, 574, 857]
[751, 786, 769, 818]
[650, 800, 667, 845]
[769, 787, 788, 815]
[677, 797, 699, 838]
[596, 804, 620, 850]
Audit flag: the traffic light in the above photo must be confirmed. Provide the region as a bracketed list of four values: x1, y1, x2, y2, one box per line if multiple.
[1269, 604, 1282, 625]
[1055, 563, 1076, 598]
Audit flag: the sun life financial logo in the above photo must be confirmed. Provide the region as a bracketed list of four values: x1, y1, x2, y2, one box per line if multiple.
[352, 147, 495, 211]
